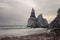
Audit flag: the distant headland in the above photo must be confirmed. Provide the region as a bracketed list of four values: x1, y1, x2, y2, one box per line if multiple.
[27, 8, 60, 29]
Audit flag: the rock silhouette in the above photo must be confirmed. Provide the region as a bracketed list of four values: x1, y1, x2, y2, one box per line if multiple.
[27, 8, 48, 28]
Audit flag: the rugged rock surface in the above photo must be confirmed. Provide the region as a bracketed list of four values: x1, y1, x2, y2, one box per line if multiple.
[27, 8, 38, 28]
[27, 8, 48, 28]
[37, 14, 48, 28]
[50, 8, 60, 28]
[50, 8, 60, 34]
[27, 17, 37, 28]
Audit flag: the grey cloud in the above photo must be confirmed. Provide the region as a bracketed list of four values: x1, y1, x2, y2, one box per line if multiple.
[0, 0, 60, 25]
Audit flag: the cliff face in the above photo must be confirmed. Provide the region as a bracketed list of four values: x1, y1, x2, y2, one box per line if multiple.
[50, 8, 60, 28]
[27, 8, 48, 28]
[49, 8, 60, 34]
[27, 17, 37, 28]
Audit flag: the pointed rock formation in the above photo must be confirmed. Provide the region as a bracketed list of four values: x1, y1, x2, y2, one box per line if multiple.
[27, 8, 48, 28]
[30, 8, 36, 18]
[50, 8, 60, 28]
[37, 14, 48, 28]
[27, 8, 38, 28]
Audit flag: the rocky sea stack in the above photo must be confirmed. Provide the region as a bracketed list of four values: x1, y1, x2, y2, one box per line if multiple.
[27, 8, 37, 28]
[27, 8, 48, 28]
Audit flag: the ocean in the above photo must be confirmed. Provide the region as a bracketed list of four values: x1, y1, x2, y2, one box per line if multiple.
[0, 25, 27, 29]
[0, 25, 50, 38]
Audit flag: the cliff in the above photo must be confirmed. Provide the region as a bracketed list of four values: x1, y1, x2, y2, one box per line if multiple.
[27, 8, 38, 28]
[50, 8, 60, 28]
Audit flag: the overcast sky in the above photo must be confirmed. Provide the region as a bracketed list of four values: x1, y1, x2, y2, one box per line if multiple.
[0, 0, 60, 25]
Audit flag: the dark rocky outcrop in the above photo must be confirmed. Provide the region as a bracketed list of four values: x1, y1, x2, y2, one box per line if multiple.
[50, 8, 60, 28]
[30, 8, 36, 18]
[27, 8, 48, 28]
[50, 8, 60, 34]
[37, 14, 48, 28]
[27, 8, 38, 28]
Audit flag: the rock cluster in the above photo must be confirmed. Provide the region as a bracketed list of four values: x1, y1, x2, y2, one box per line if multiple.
[27, 8, 48, 28]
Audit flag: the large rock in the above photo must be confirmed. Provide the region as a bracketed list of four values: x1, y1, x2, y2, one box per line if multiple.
[37, 14, 48, 28]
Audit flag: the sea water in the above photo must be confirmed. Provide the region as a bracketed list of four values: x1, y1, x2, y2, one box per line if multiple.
[0, 25, 50, 38]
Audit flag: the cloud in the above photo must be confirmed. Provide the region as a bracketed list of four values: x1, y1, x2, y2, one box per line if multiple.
[0, 0, 60, 25]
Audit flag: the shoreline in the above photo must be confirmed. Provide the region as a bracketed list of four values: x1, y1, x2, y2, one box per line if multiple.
[0, 28, 50, 37]
[0, 32, 60, 40]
